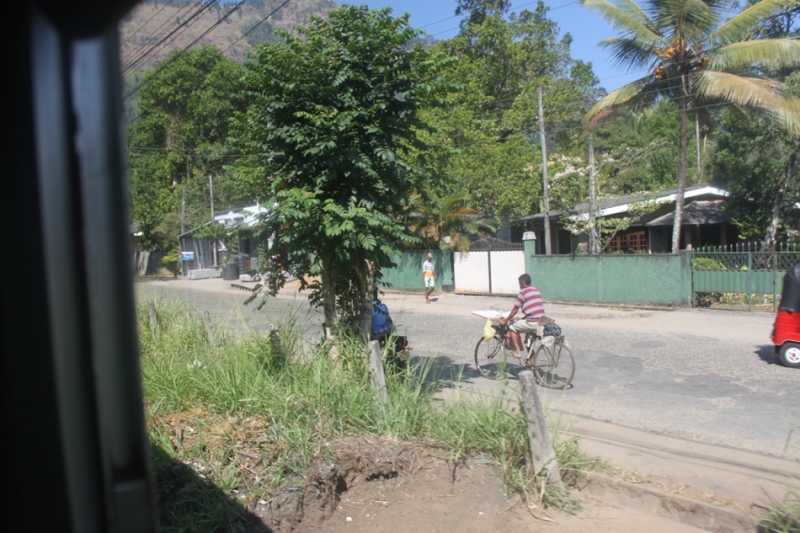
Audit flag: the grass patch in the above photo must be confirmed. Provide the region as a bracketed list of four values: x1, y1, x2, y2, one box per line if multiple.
[761, 474, 800, 533]
[139, 300, 593, 531]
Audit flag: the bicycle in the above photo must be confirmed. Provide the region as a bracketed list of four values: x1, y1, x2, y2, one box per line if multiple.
[473, 320, 575, 389]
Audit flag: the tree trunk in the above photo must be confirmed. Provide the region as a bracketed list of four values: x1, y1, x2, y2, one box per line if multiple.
[671, 98, 689, 254]
[765, 153, 797, 250]
[355, 257, 375, 343]
[320, 260, 338, 336]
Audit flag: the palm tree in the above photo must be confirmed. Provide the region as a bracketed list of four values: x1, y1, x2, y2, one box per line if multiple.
[581, 0, 800, 252]
[409, 191, 497, 251]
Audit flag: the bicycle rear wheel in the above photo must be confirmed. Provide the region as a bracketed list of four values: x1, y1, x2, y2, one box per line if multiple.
[533, 341, 575, 389]
[474, 336, 509, 379]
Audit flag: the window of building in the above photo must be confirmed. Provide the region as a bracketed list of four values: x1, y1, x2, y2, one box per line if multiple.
[607, 231, 648, 253]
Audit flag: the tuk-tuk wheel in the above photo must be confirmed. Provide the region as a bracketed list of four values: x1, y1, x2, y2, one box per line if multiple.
[778, 342, 800, 368]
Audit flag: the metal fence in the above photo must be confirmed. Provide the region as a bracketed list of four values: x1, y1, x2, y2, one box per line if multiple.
[692, 242, 800, 311]
[470, 234, 524, 250]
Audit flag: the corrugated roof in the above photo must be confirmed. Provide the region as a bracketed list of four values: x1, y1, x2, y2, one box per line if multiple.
[644, 200, 730, 227]
[515, 185, 728, 222]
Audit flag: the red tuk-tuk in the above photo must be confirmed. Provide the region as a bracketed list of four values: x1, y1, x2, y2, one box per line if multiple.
[773, 262, 800, 368]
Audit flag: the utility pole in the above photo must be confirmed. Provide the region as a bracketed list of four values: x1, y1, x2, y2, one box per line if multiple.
[696, 115, 702, 181]
[209, 174, 217, 266]
[588, 136, 599, 255]
[209, 174, 215, 222]
[538, 83, 552, 255]
[180, 187, 186, 234]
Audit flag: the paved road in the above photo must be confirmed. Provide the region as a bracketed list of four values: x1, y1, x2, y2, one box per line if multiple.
[137, 278, 800, 461]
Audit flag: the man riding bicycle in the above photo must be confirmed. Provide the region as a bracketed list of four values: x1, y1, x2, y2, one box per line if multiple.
[498, 273, 545, 361]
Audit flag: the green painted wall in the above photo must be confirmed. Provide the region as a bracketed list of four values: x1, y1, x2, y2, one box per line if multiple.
[693, 270, 780, 294]
[524, 253, 692, 306]
[379, 250, 453, 292]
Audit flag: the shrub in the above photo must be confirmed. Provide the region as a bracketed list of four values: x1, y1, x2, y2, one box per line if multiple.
[695, 292, 722, 308]
[692, 257, 726, 271]
[161, 250, 181, 278]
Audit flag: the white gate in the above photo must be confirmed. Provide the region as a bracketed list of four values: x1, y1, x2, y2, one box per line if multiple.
[454, 250, 525, 295]
[454, 251, 490, 293]
[489, 250, 525, 295]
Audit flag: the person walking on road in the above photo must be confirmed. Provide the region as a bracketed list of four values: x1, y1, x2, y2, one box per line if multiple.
[499, 273, 545, 360]
[422, 253, 435, 304]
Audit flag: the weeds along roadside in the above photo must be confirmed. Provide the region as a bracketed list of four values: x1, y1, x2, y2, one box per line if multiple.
[137, 300, 594, 529]
[762, 481, 800, 533]
[761, 434, 800, 533]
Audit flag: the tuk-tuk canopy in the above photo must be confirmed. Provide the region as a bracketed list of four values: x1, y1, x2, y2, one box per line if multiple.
[779, 262, 800, 313]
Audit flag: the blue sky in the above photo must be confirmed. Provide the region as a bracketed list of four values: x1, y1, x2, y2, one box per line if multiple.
[343, 0, 649, 91]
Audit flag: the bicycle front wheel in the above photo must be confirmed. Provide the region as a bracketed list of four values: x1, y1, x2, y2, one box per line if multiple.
[474, 336, 509, 379]
[533, 341, 575, 389]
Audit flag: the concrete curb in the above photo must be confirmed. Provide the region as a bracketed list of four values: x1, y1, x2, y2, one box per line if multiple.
[585, 472, 762, 533]
[380, 288, 681, 312]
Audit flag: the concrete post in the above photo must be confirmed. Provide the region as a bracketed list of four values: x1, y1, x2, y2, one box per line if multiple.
[523, 231, 536, 255]
[368, 340, 388, 405]
[523, 231, 536, 276]
[147, 302, 158, 330]
[519, 370, 565, 493]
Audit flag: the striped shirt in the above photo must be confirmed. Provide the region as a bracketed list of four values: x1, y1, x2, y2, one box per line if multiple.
[516, 286, 544, 321]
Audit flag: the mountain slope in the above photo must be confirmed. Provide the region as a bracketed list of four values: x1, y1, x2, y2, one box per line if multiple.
[119, 0, 337, 74]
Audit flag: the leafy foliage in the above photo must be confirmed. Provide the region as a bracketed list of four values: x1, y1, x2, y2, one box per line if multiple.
[232, 6, 447, 337]
[160, 250, 181, 278]
[582, 0, 800, 252]
[692, 257, 726, 270]
[549, 153, 661, 253]
[128, 46, 248, 249]
[418, 1, 601, 221]
[408, 190, 497, 250]
[590, 101, 690, 194]
[712, 79, 800, 245]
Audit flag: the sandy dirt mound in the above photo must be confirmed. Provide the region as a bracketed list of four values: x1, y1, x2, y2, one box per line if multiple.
[252, 437, 705, 533]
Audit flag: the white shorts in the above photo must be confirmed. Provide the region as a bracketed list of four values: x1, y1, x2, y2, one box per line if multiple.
[424, 277, 435, 288]
[509, 319, 537, 334]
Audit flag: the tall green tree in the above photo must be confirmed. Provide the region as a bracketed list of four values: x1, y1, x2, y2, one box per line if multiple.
[581, 0, 800, 252]
[128, 46, 247, 249]
[456, 0, 511, 28]
[713, 111, 800, 244]
[713, 72, 800, 246]
[591, 100, 687, 193]
[421, 1, 600, 221]
[235, 6, 445, 339]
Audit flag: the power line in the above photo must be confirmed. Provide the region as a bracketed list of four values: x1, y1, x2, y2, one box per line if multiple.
[223, 0, 293, 55]
[123, 0, 179, 44]
[420, 0, 578, 31]
[122, 0, 210, 70]
[441, 99, 745, 152]
[428, 0, 580, 37]
[406, 68, 649, 123]
[124, 0, 248, 103]
[123, 0, 218, 75]
[122, 0, 196, 65]
[129, 97, 716, 156]
[183, 0, 248, 53]
[443, 62, 751, 122]
[128, 72, 731, 156]
[125, 0, 292, 129]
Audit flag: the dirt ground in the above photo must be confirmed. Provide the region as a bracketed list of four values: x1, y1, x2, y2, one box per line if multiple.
[300, 452, 707, 533]
[241, 438, 709, 533]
